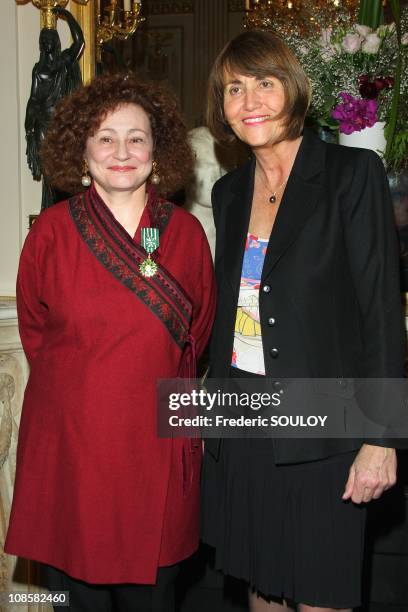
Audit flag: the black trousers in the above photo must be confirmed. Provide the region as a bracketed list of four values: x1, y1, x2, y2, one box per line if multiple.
[42, 563, 179, 612]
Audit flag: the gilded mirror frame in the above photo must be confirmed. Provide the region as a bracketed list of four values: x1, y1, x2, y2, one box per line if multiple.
[70, 0, 96, 83]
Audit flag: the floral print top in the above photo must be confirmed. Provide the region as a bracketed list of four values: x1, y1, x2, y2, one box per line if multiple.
[232, 233, 268, 375]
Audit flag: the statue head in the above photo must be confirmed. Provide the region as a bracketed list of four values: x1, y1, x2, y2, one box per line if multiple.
[39, 28, 61, 57]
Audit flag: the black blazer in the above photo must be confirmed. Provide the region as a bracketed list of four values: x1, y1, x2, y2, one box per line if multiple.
[206, 128, 406, 464]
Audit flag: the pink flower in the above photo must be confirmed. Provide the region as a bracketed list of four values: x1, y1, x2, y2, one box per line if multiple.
[402, 32, 408, 46]
[319, 27, 338, 61]
[331, 93, 378, 134]
[342, 33, 361, 54]
[355, 24, 372, 38]
[320, 27, 332, 45]
[362, 33, 381, 54]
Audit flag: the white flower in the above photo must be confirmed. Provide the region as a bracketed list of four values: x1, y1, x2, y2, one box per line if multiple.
[362, 33, 381, 54]
[402, 32, 408, 46]
[342, 33, 361, 54]
[377, 23, 396, 37]
[321, 45, 337, 62]
[355, 24, 372, 38]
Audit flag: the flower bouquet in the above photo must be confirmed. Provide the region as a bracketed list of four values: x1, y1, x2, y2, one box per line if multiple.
[277, 3, 408, 170]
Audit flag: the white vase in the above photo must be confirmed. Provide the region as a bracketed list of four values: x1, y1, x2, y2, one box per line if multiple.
[339, 121, 386, 156]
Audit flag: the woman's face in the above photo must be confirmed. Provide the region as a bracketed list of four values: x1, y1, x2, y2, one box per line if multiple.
[223, 73, 286, 148]
[85, 103, 154, 196]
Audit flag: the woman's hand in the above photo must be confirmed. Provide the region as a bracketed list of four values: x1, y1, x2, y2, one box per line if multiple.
[342, 444, 397, 504]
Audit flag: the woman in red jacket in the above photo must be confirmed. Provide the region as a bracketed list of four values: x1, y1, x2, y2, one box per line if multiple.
[6, 72, 216, 612]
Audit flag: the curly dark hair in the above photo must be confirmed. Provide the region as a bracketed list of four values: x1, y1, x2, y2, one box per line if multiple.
[41, 72, 193, 197]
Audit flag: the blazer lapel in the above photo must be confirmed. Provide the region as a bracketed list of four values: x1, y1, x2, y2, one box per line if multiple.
[221, 129, 326, 291]
[224, 157, 255, 296]
[261, 129, 326, 281]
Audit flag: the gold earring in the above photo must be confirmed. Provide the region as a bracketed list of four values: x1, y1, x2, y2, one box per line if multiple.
[150, 161, 161, 185]
[81, 159, 91, 187]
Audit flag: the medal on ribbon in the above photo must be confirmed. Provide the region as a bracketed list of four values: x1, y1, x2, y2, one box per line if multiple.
[140, 227, 159, 277]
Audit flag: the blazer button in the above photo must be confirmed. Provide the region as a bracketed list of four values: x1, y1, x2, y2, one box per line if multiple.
[272, 380, 284, 394]
[270, 348, 279, 358]
[268, 317, 276, 326]
[262, 285, 271, 293]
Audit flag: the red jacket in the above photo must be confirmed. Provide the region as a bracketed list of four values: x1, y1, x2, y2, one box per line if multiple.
[5, 187, 216, 584]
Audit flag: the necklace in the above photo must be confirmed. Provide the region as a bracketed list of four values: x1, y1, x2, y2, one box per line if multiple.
[257, 171, 288, 204]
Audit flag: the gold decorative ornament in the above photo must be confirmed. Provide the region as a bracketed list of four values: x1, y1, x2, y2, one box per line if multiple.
[70, 1, 95, 84]
[32, 0, 89, 29]
[243, 0, 358, 36]
[96, 0, 145, 63]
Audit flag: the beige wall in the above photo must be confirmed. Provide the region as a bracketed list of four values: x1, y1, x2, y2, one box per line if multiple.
[0, 1, 71, 297]
[0, 1, 20, 297]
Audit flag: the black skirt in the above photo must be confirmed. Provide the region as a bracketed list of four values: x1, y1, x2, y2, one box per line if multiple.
[201, 370, 366, 608]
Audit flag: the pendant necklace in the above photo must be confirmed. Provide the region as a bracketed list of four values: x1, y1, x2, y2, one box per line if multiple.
[269, 179, 287, 204]
[258, 171, 288, 204]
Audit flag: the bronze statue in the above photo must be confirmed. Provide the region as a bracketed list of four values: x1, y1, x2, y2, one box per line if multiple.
[25, 7, 84, 209]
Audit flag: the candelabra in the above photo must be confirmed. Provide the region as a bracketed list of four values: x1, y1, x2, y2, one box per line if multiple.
[32, 0, 89, 29]
[244, 0, 358, 36]
[96, 0, 144, 63]
[244, 1, 301, 32]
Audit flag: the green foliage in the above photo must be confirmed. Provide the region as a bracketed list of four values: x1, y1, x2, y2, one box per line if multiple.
[385, 125, 408, 171]
[385, 0, 403, 163]
[358, 0, 384, 29]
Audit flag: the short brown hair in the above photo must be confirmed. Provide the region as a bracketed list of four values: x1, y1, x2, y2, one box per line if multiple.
[41, 72, 193, 197]
[207, 30, 311, 144]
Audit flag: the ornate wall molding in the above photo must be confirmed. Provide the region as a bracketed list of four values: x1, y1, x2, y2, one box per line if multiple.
[0, 308, 47, 611]
[0, 370, 15, 471]
[144, 0, 194, 15]
[228, 0, 245, 11]
[193, 0, 229, 125]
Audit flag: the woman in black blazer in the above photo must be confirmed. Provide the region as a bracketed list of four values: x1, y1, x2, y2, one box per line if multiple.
[201, 30, 406, 612]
